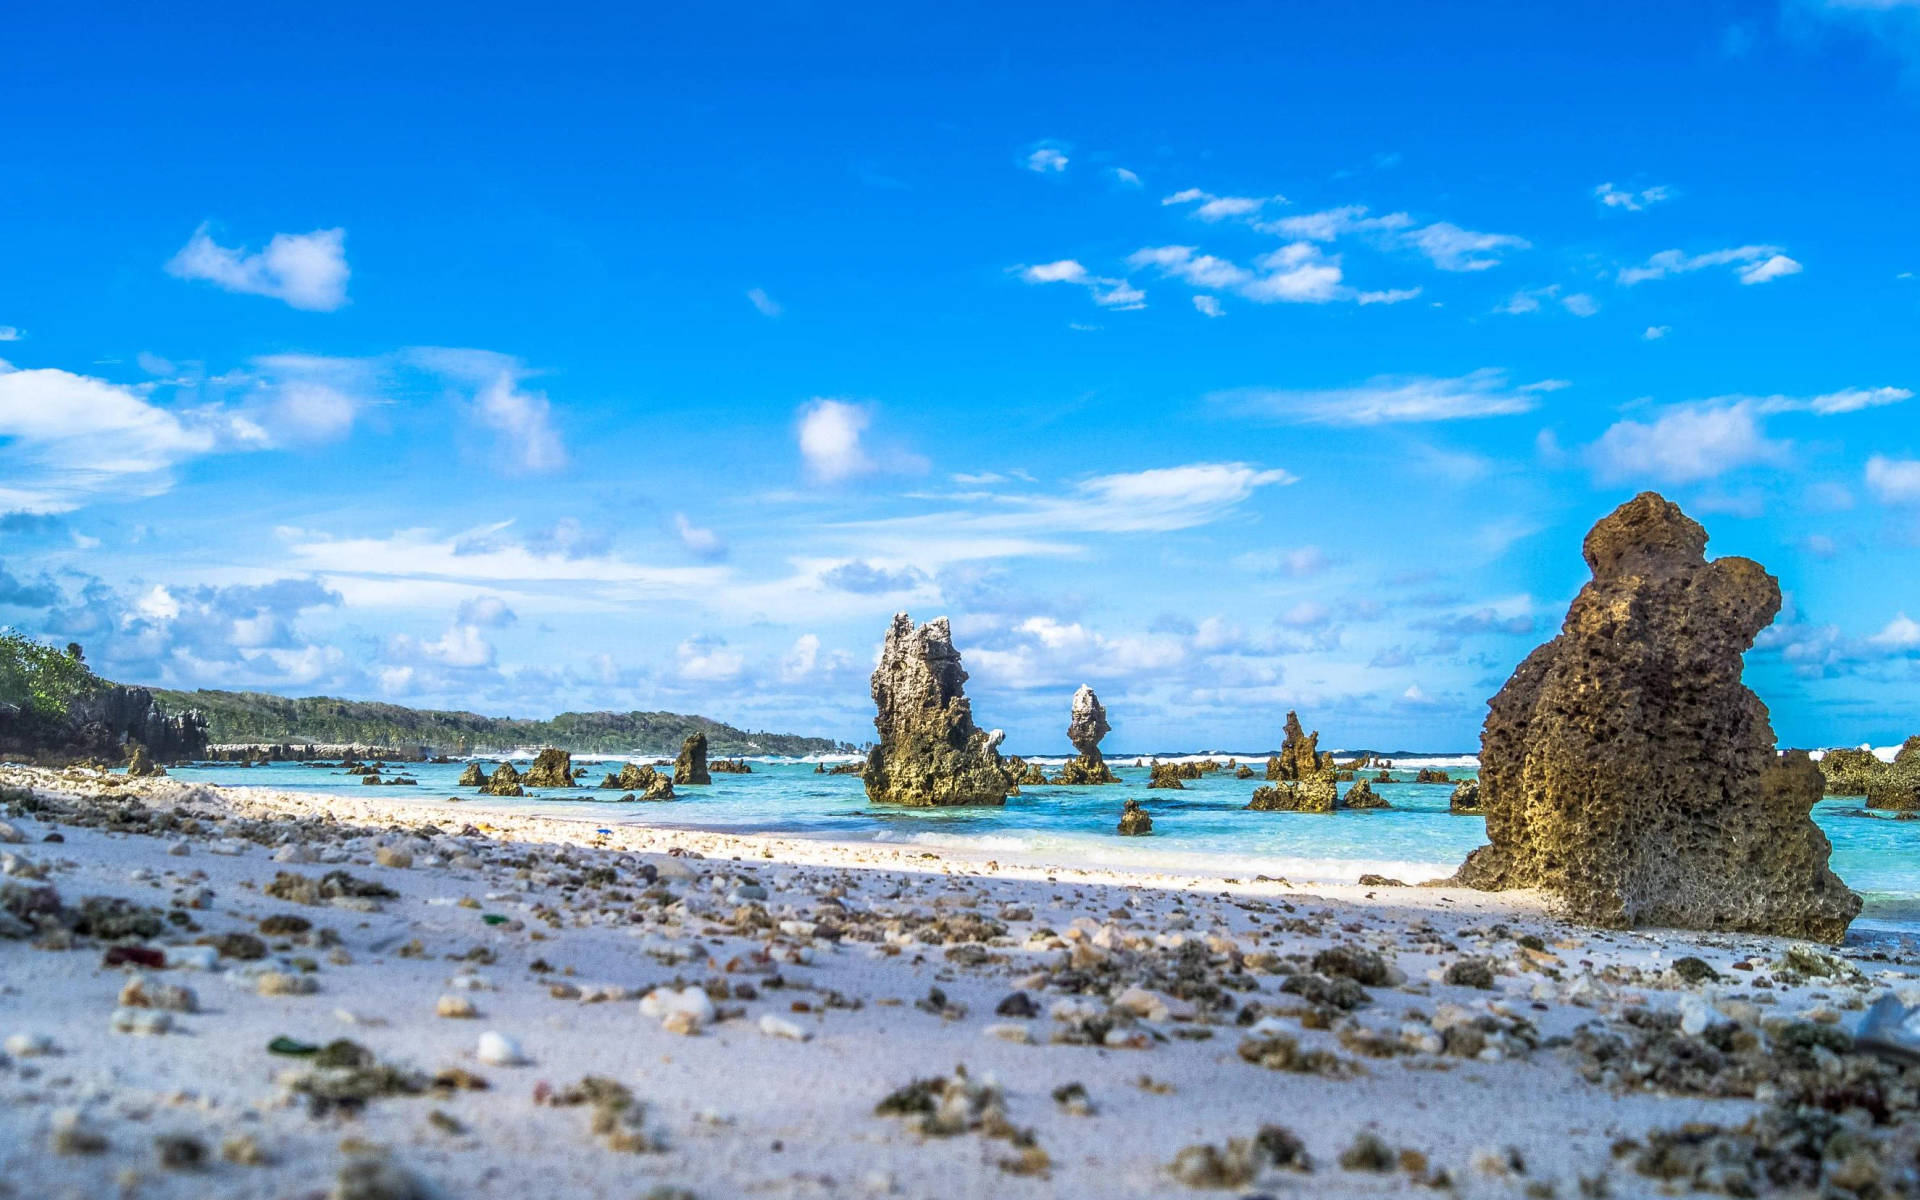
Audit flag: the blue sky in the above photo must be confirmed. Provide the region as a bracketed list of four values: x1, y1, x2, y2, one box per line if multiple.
[3, 0, 1918, 752]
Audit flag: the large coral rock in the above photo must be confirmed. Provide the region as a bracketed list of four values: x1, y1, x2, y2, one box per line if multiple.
[1264, 711, 1332, 781]
[522, 748, 574, 788]
[674, 732, 711, 786]
[1451, 493, 1859, 942]
[479, 762, 525, 797]
[863, 614, 1009, 807]
[1055, 684, 1118, 785]
[1247, 774, 1337, 812]
[457, 763, 485, 788]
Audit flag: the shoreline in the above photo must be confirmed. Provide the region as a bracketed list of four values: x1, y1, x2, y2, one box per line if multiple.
[3, 764, 1918, 1198]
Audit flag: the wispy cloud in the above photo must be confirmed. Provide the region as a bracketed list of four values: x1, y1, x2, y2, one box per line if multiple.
[796, 399, 928, 484]
[0, 360, 222, 512]
[1025, 145, 1069, 173]
[1257, 205, 1412, 242]
[1213, 369, 1554, 426]
[165, 224, 349, 311]
[1618, 245, 1802, 286]
[1584, 388, 1909, 485]
[1404, 222, 1530, 271]
[1014, 260, 1146, 309]
[1867, 454, 1920, 504]
[1161, 187, 1282, 222]
[0, 326, 21, 342]
[1127, 243, 1417, 307]
[420, 350, 568, 474]
[746, 287, 782, 317]
[1594, 182, 1673, 212]
[1497, 285, 1598, 316]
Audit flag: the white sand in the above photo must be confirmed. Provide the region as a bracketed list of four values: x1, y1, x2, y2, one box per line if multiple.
[1, 765, 1915, 1199]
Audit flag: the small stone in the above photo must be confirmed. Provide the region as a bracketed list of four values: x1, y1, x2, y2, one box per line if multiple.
[119, 975, 198, 1013]
[331, 1158, 427, 1200]
[375, 847, 413, 870]
[5, 1032, 54, 1057]
[640, 986, 715, 1033]
[436, 995, 479, 1019]
[0, 820, 24, 843]
[1445, 958, 1497, 990]
[273, 844, 315, 864]
[110, 1007, 174, 1035]
[50, 1109, 109, 1155]
[154, 1133, 208, 1170]
[221, 1133, 271, 1165]
[476, 1031, 526, 1066]
[167, 841, 190, 857]
[758, 1014, 810, 1041]
[256, 970, 318, 997]
[983, 1023, 1032, 1044]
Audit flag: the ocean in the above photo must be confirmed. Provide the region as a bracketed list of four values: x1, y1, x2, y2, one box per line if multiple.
[165, 753, 1920, 932]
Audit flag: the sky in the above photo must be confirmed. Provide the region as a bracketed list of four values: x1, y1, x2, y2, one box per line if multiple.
[2, 0, 1919, 754]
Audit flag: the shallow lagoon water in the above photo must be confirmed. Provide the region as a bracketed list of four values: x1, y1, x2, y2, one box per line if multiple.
[168, 755, 1920, 930]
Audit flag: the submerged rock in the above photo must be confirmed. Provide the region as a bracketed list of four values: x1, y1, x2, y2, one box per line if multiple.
[1146, 762, 1187, 790]
[1452, 492, 1860, 942]
[1117, 798, 1153, 836]
[522, 748, 574, 789]
[674, 732, 711, 786]
[863, 614, 1009, 807]
[1054, 685, 1118, 785]
[709, 758, 753, 775]
[478, 762, 525, 797]
[1413, 768, 1452, 784]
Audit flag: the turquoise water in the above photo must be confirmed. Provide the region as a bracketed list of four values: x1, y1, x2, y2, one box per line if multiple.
[165, 755, 1920, 930]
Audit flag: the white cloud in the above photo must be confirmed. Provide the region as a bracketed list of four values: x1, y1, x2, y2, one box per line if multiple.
[677, 635, 744, 681]
[165, 224, 349, 311]
[1644, 325, 1671, 340]
[400, 622, 496, 669]
[674, 512, 727, 560]
[781, 633, 821, 680]
[1016, 260, 1146, 310]
[1109, 167, 1142, 187]
[473, 373, 567, 473]
[1618, 245, 1800, 286]
[1498, 285, 1598, 317]
[1025, 147, 1069, 173]
[1162, 187, 1283, 222]
[837, 462, 1295, 564]
[0, 361, 222, 512]
[746, 287, 782, 317]
[1800, 386, 1911, 414]
[1404, 222, 1530, 271]
[0, 326, 21, 342]
[1258, 205, 1412, 242]
[1193, 295, 1224, 318]
[1594, 182, 1673, 212]
[1871, 612, 1920, 649]
[1739, 254, 1804, 284]
[1128, 243, 1380, 306]
[1213, 369, 1550, 426]
[1867, 454, 1920, 504]
[456, 595, 516, 627]
[1587, 403, 1789, 485]
[798, 399, 875, 482]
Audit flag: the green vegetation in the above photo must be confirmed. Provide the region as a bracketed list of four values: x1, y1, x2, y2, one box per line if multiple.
[0, 628, 101, 719]
[150, 687, 846, 757]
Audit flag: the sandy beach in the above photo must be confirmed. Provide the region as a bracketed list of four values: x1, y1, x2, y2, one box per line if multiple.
[2, 766, 1917, 1199]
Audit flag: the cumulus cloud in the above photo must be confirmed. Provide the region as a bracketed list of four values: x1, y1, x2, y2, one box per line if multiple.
[1587, 403, 1789, 485]
[0, 326, 21, 342]
[1213, 369, 1552, 426]
[1871, 612, 1920, 649]
[798, 399, 875, 482]
[165, 224, 349, 311]
[1192, 295, 1224, 318]
[0, 360, 223, 512]
[1644, 325, 1671, 340]
[1594, 182, 1672, 211]
[1618, 245, 1803, 286]
[780, 633, 821, 680]
[676, 634, 744, 681]
[456, 595, 517, 627]
[1109, 167, 1142, 188]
